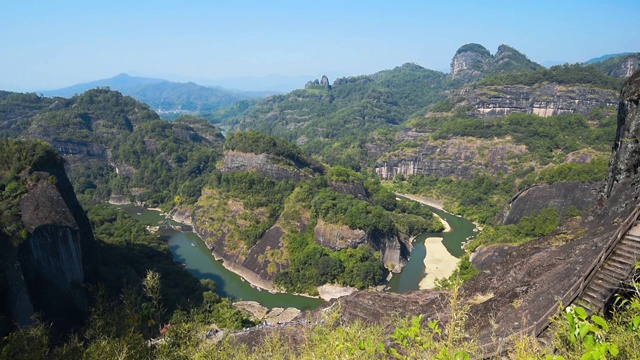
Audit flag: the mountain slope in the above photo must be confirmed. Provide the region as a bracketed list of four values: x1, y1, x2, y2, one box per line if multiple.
[220, 63, 450, 170]
[0, 89, 225, 207]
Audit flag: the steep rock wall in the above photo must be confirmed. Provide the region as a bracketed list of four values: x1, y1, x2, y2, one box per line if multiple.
[375, 137, 525, 180]
[1, 165, 99, 333]
[453, 84, 618, 119]
[497, 181, 602, 225]
[604, 70, 640, 201]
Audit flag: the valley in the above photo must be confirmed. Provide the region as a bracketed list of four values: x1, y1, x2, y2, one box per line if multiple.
[1, 42, 640, 358]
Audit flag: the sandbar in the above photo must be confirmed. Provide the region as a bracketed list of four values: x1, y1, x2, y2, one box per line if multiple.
[433, 213, 451, 232]
[395, 193, 444, 210]
[418, 237, 459, 289]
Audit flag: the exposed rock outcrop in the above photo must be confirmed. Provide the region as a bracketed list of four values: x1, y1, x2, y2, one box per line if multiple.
[452, 83, 618, 119]
[1, 154, 99, 334]
[451, 43, 542, 80]
[606, 54, 640, 78]
[451, 44, 493, 79]
[375, 137, 526, 180]
[313, 219, 367, 250]
[497, 181, 602, 225]
[222, 150, 309, 181]
[604, 69, 640, 199]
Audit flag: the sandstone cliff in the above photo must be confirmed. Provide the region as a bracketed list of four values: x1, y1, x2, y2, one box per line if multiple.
[375, 136, 526, 180]
[451, 83, 618, 119]
[0, 143, 99, 335]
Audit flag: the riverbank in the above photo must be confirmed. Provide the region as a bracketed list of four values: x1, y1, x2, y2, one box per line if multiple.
[419, 237, 459, 289]
[395, 193, 444, 210]
[433, 213, 451, 233]
[396, 193, 452, 232]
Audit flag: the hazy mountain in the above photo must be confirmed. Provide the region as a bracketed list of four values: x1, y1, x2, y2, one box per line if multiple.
[585, 52, 632, 64]
[39, 73, 164, 98]
[39, 74, 276, 115]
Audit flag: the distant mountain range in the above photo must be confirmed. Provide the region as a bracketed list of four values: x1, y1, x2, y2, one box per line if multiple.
[39, 73, 278, 115]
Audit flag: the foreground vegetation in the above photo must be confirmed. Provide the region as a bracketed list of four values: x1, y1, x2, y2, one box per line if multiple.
[3, 273, 640, 359]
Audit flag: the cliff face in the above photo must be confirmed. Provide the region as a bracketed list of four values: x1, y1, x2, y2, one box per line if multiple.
[453, 83, 618, 119]
[497, 181, 602, 225]
[0, 146, 99, 334]
[451, 44, 493, 80]
[375, 136, 526, 180]
[604, 69, 640, 201]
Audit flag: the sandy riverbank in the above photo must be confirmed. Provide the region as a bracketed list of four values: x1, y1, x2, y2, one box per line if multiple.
[396, 193, 444, 210]
[418, 237, 459, 289]
[433, 213, 451, 233]
[396, 193, 451, 232]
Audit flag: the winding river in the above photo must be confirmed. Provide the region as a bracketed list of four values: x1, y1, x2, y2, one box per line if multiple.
[117, 200, 476, 310]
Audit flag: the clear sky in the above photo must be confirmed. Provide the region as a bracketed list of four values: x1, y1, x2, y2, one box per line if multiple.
[1, 0, 638, 91]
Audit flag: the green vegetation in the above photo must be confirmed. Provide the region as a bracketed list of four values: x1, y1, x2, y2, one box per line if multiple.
[196, 162, 443, 293]
[5, 273, 640, 359]
[492, 45, 544, 73]
[588, 53, 639, 76]
[225, 131, 322, 171]
[431, 113, 616, 158]
[0, 89, 226, 209]
[465, 208, 561, 252]
[215, 63, 451, 170]
[478, 63, 625, 90]
[0, 139, 64, 246]
[275, 229, 385, 294]
[456, 43, 491, 57]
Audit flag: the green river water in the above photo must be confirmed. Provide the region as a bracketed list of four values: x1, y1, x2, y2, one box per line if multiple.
[117, 200, 476, 310]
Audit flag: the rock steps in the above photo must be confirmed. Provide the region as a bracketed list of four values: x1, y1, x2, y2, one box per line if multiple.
[574, 225, 640, 314]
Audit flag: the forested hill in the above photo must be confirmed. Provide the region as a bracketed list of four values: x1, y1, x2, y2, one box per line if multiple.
[216, 63, 451, 170]
[210, 44, 634, 171]
[0, 89, 225, 207]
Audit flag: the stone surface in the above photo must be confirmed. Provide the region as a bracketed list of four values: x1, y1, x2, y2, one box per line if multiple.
[607, 54, 640, 78]
[451, 83, 618, 119]
[375, 137, 526, 180]
[313, 218, 367, 250]
[604, 69, 640, 198]
[222, 150, 308, 181]
[497, 181, 602, 225]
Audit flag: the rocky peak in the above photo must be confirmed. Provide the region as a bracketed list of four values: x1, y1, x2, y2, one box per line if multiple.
[450, 43, 493, 79]
[320, 75, 331, 90]
[451, 43, 543, 79]
[305, 75, 332, 90]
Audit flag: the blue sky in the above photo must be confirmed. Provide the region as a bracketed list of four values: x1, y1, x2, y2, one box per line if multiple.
[1, 0, 638, 91]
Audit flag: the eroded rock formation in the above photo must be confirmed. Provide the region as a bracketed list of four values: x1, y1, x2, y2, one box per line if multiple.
[453, 83, 618, 119]
[1, 159, 99, 334]
[375, 137, 526, 180]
